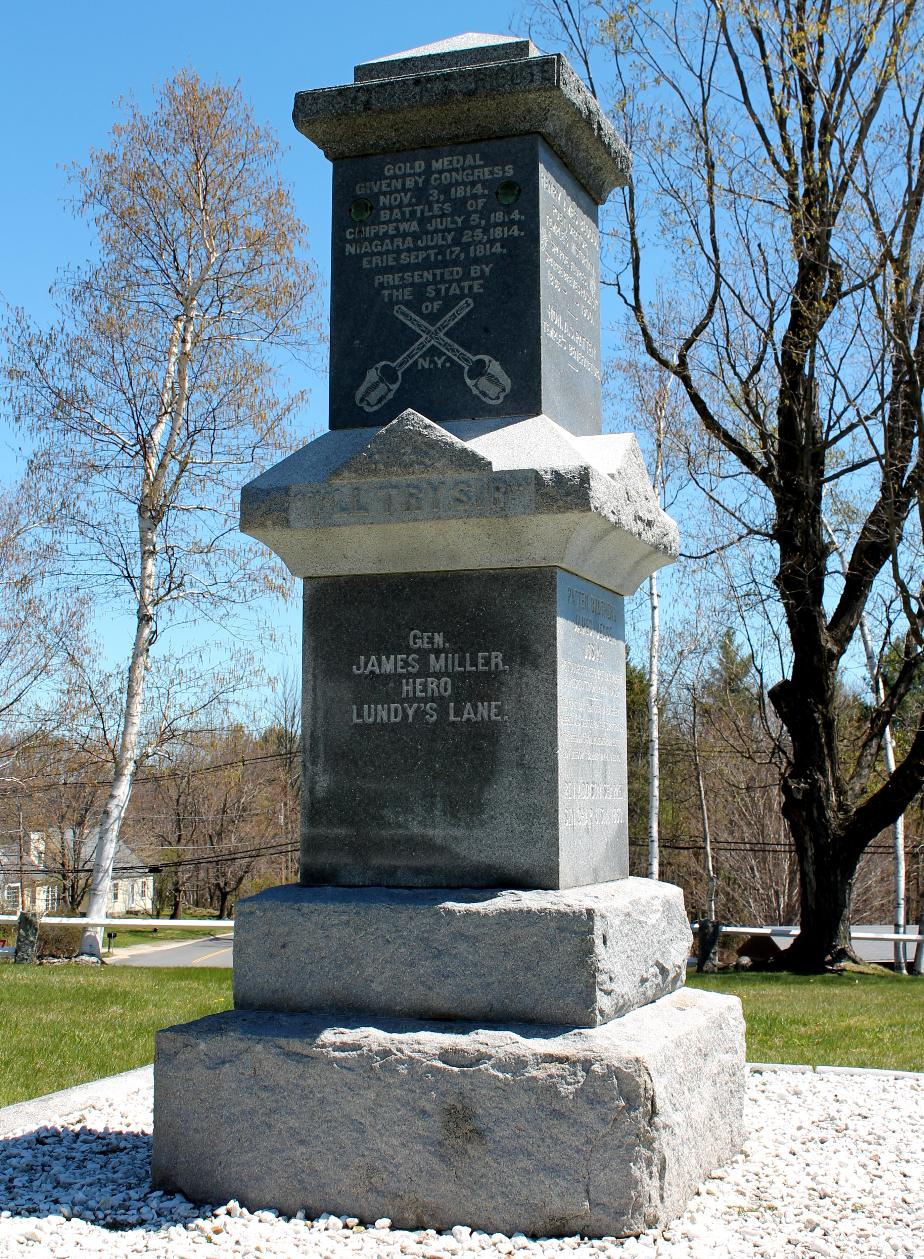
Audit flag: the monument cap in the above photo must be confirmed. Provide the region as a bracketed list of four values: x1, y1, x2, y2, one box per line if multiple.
[293, 32, 630, 205]
[354, 33, 540, 82]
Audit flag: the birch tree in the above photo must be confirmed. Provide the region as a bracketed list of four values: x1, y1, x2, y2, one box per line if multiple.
[4, 71, 318, 956]
[824, 516, 909, 970]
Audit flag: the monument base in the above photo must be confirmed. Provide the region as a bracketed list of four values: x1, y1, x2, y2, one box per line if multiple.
[233, 878, 692, 1027]
[153, 988, 745, 1238]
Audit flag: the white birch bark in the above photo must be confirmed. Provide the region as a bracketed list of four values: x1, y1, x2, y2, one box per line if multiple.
[647, 570, 660, 880]
[647, 381, 668, 881]
[79, 309, 194, 957]
[823, 518, 906, 972]
[78, 593, 154, 955]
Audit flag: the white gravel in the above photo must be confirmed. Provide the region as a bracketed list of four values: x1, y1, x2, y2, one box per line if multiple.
[0, 1065, 921, 1259]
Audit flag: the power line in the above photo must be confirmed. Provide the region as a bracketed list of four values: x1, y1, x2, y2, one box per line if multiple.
[0, 839, 298, 879]
[0, 748, 297, 792]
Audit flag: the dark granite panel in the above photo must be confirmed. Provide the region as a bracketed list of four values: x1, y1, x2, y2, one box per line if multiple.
[300, 567, 630, 889]
[329, 136, 542, 428]
[300, 568, 559, 888]
[539, 143, 602, 434]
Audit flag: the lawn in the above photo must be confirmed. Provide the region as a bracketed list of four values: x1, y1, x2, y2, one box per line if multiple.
[0, 965, 232, 1107]
[0, 967, 920, 1111]
[107, 925, 228, 950]
[688, 970, 924, 1072]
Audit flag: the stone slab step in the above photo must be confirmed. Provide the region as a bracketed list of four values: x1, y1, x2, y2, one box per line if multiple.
[233, 877, 691, 1027]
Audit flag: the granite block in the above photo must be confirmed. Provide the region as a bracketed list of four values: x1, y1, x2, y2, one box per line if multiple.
[152, 988, 746, 1237]
[232, 878, 692, 1026]
[293, 50, 630, 206]
[354, 34, 539, 83]
[240, 413, 679, 594]
[328, 135, 602, 432]
[299, 567, 628, 890]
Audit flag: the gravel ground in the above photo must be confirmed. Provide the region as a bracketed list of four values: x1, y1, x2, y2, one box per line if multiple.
[0, 1066, 921, 1259]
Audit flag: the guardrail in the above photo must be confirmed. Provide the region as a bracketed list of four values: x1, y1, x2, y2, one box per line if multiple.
[0, 915, 233, 929]
[690, 923, 923, 942]
[0, 915, 234, 959]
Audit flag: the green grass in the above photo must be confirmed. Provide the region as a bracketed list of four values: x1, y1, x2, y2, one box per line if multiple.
[1, 967, 920, 1111]
[0, 965, 232, 1107]
[107, 925, 227, 949]
[688, 971, 924, 1071]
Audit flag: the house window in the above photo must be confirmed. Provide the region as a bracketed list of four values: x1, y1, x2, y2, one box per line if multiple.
[111, 882, 120, 903]
[3, 884, 20, 906]
[44, 885, 61, 912]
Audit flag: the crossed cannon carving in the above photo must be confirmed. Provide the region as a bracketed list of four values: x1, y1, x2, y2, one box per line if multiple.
[355, 299, 512, 412]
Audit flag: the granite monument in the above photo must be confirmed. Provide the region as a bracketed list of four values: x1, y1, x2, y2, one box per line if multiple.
[153, 32, 746, 1238]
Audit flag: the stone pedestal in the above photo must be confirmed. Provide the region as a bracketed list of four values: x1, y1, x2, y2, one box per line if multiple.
[155, 873, 745, 1236]
[154, 990, 744, 1239]
[152, 32, 746, 1238]
[232, 879, 692, 1025]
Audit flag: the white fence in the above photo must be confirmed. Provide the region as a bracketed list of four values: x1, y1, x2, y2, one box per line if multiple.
[1, 915, 921, 941]
[0, 915, 233, 930]
[0, 915, 234, 958]
[1, 915, 921, 954]
[691, 923, 923, 943]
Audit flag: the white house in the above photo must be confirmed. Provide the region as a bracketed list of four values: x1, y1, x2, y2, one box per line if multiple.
[0, 832, 154, 917]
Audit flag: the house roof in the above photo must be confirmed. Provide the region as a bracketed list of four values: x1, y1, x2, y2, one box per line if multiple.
[0, 845, 42, 877]
[0, 837, 152, 881]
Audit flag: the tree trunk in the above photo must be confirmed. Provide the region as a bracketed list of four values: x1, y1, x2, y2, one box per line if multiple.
[784, 825, 858, 970]
[691, 691, 717, 921]
[825, 519, 908, 972]
[170, 867, 182, 919]
[647, 570, 660, 880]
[78, 510, 158, 958]
[697, 919, 723, 973]
[912, 899, 924, 976]
[770, 637, 862, 970]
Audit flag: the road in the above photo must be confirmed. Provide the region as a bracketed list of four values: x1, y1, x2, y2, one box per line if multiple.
[108, 934, 233, 968]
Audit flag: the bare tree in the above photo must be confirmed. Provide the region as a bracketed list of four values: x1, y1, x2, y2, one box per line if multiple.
[0, 478, 74, 742]
[17, 739, 101, 913]
[4, 71, 319, 956]
[532, 0, 924, 969]
[274, 670, 302, 883]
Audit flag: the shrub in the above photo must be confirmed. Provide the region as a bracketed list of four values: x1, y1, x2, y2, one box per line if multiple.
[36, 921, 85, 960]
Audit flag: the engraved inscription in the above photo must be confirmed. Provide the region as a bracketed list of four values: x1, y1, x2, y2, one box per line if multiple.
[342, 145, 526, 410]
[540, 159, 601, 383]
[348, 630, 511, 726]
[331, 136, 537, 424]
[290, 471, 536, 528]
[557, 575, 627, 836]
[343, 153, 523, 293]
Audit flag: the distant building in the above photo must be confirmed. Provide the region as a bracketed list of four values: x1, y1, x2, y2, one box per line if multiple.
[0, 831, 154, 917]
[0, 838, 43, 913]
